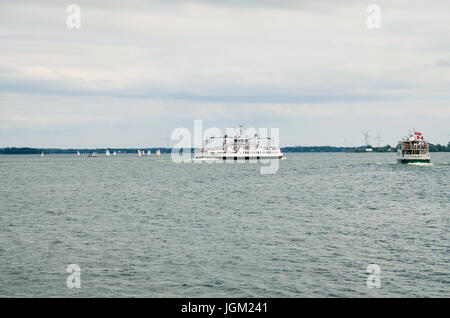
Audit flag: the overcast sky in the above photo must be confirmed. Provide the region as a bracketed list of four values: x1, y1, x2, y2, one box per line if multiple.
[0, 0, 449, 148]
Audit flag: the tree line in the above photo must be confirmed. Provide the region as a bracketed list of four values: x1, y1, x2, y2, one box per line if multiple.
[1, 143, 449, 154]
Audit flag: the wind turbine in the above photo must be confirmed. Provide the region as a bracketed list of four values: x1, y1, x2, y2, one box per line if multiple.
[361, 131, 371, 146]
[375, 132, 382, 148]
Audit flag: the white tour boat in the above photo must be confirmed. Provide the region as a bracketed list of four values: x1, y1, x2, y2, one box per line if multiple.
[195, 125, 284, 160]
[397, 130, 430, 163]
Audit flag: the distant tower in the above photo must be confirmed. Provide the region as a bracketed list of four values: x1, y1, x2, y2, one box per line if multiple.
[375, 133, 382, 148]
[361, 131, 371, 146]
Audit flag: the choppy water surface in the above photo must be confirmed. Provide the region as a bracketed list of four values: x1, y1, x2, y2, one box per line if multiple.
[0, 153, 448, 297]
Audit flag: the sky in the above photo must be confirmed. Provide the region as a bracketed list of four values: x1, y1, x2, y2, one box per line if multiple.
[0, 0, 449, 148]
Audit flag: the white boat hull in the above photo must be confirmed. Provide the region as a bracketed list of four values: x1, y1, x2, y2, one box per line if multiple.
[397, 151, 430, 163]
[195, 152, 283, 160]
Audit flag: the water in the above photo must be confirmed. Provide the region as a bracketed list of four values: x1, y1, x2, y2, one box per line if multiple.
[0, 153, 448, 297]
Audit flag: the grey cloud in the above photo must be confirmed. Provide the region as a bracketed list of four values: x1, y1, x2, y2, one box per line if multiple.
[0, 0, 449, 146]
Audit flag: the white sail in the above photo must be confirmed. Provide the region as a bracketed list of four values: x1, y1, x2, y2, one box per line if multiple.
[106, 149, 111, 157]
[113, 151, 117, 156]
[40, 151, 44, 158]
[148, 150, 151, 156]
[77, 151, 80, 156]
[138, 149, 142, 157]
[156, 149, 161, 157]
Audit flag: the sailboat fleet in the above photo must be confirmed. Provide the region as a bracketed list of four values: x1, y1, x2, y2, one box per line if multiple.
[75, 148, 161, 158]
[136, 149, 160, 157]
[40, 148, 162, 158]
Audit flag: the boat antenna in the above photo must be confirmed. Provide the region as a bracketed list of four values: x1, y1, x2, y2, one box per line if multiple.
[239, 123, 244, 136]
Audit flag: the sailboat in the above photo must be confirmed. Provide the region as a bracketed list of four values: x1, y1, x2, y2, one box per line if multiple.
[40, 151, 44, 158]
[113, 151, 117, 156]
[88, 152, 97, 158]
[106, 149, 111, 157]
[147, 150, 151, 156]
[77, 151, 80, 156]
[138, 149, 142, 157]
[156, 149, 161, 157]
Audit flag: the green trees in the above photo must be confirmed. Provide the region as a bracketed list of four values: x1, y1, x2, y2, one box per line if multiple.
[1, 144, 449, 154]
[427, 143, 450, 152]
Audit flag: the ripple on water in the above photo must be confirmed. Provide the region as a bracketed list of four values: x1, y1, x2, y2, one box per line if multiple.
[0, 153, 449, 297]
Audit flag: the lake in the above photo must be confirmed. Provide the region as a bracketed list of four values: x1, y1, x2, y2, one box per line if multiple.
[0, 152, 448, 297]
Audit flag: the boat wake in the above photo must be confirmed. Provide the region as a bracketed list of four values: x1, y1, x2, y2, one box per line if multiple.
[406, 162, 433, 166]
[192, 158, 219, 162]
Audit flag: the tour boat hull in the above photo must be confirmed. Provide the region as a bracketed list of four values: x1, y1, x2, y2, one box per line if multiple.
[195, 154, 284, 160]
[398, 159, 430, 164]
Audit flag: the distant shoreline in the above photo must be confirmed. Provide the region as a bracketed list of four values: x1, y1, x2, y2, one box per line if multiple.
[1, 144, 449, 154]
